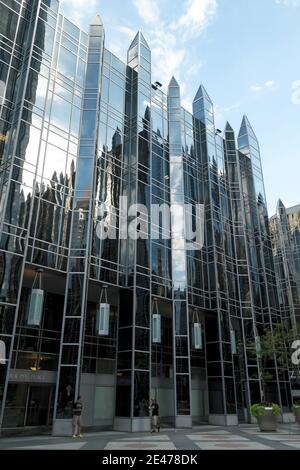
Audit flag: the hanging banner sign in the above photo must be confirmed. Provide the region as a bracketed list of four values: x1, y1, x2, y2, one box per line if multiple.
[0, 340, 7, 365]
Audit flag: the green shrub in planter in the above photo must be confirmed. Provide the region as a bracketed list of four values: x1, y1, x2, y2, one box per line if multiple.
[251, 403, 281, 432]
[251, 403, 281, 417]
[292, 404, 300, 413]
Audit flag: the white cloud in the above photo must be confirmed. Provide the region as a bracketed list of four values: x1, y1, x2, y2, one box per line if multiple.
[214, 102, 241, 122]
[181, 98, 193, 113]
[223, 102, 241, 113]
[250, 84, 263, 92]
[108, 43, 123, 58]
[134, 1, 217, 105]
[172, 0, 218, 39]
[151, 29, 186, 88]
[132, 0, 160, 24]
[275, 0, 300, 6]
[283, 200, 299, 208]
[292, 80, 300, 104]
[60, 0, 97, 27]
[130, 0, 218, 109]
[250, 81, 276, 92]
[184, 61, 206, 80]
[117, 26, 137, 39]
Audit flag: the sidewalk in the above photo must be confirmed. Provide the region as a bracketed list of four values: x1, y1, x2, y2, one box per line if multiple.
[0, 424, 300, 450]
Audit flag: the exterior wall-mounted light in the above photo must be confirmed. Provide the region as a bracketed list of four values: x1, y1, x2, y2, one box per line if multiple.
[230, 329, 237, 355]
[152, 81, 163, 91]
[152, 297, 161, 344]
[253, 324, 261, 355]
[255, 334, 261, 355]
[0, 339, 7, 365]
[229, 317, 237, 355]
[96, 285, 110, 336]
[27, 269, 44, 327]
[192, 309, 203, 350]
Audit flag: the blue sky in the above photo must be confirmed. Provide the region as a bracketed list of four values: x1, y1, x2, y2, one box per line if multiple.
[60, 0, 300, 216]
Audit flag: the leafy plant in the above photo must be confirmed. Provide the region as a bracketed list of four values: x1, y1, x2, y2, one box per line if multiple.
[248, 322, 300, 402]
[251, 403, 281, 418]
[252, 323, 300, 364]
[292, 404, 300, 413]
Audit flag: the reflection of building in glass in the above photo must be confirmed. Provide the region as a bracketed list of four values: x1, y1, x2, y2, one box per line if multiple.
[0, 1, 294, 435]
[270, 203, 300, 399]
[270, 203, 300, 326]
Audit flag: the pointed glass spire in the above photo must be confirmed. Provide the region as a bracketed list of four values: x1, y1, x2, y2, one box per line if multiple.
[193, 84, 212, 104]
[193, 84, 214, 120]
[276, 199, 289, 225]
[128, 30, 150, 50]
[127, 30, 150, 70]
[89, 14, 104, 38]
[225, 121, 234, 132]
[238, 115, 257, 141]
[169, 76, 179, 88]
[90, 14, 103, 26]
[238, 115, 260, 154]
[224, 122, 236, 146]
[168, 76, 180, 99]
[277, 199, 287, 217]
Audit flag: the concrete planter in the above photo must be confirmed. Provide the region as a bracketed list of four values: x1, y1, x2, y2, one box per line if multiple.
[294, 408, 300, 425]
[257, 408, 278, 432]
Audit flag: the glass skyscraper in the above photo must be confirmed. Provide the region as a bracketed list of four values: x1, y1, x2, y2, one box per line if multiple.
[0, 0, 293, 435]
[270, 202, 300, 326]
[270, 202, 300, 400]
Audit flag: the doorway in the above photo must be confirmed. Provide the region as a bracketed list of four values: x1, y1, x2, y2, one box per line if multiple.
[3, 383, 54, 428]
[26, 385, 54, 426]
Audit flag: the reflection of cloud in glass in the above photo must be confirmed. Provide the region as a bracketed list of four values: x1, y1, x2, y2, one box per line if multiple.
[35, 75, 48, 98]
[21, 173, 35, 197]
[43, 144, 67, 181]
[170, 164, 184, 193]
[58, 46, 77, 81]
[172, 238, 185, 250]
[24, 127, 41, 166]
[75, 159, 93, 197]
[171, 205, 185, 239]
[51, 94, 72, 132]
[172, 253, 186, 283]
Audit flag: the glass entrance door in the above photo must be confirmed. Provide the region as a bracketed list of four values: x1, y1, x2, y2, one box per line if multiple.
[3, 383, 54, 428]
[26, 386, 54, 426]
[2, 384, 28, 427]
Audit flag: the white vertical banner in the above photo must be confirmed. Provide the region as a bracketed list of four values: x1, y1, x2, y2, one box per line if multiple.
[0, 340, 7, 365]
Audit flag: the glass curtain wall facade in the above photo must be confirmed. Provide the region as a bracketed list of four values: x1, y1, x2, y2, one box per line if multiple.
[270, 203, 300, 399]
[270, 203, 300, 326]
[0, 1, 292, 434]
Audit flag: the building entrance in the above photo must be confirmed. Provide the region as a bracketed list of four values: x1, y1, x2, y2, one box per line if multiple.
[3, 384, 54, 428]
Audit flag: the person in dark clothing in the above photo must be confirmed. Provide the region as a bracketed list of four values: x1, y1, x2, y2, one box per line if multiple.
[150, 398, 160, 433]
[72, 396, 83, 438]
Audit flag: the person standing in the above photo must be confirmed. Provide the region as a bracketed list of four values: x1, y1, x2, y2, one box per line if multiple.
[72, 395, 83, 438]
[150, 398, 160, 433]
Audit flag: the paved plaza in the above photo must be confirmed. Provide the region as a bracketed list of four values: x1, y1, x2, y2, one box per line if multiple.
[1, 424, 300, 451]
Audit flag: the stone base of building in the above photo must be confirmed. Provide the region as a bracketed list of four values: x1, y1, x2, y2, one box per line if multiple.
[175, 415, 192, 428]
[52, 419, 73, 436]
[280, 413, 295, 424]
[0, 426, 52, 438]
[113, 417, 151, 432]
[209, 414, 238, 426]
